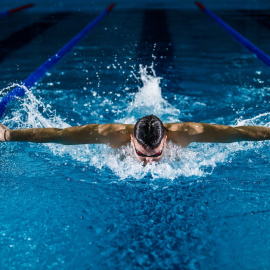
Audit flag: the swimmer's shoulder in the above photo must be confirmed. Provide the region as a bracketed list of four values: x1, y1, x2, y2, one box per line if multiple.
[164, 122, 203, 147]
[97, 123, 134, 148]
[107, 123, 134, 134]
[94, 123, 134, 134]
[164, 122, 203, 133]
[123, 124, 134, 134]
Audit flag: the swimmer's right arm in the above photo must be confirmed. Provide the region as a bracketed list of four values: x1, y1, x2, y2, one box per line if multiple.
[0, 123, 134, 148]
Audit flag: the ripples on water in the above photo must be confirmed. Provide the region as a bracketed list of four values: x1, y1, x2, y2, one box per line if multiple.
[1, 64, 269, 181]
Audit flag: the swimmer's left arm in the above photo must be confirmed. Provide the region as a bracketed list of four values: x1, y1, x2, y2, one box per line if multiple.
[165, 122, 270, 147]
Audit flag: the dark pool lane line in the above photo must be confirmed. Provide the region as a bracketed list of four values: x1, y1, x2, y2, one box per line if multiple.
[137, 10, 175, 77]
[239, 10, 270, 29]
[0, 12, 72, 63]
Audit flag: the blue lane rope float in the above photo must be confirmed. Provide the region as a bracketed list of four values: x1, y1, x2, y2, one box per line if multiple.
[0, 3, 115, 119]
[195, 2, 270, 67]
[0, 3, 34, 19]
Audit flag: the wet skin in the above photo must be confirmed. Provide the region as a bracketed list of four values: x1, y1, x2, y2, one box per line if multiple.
[130, 134, 167, 165]
[1, 122, 270, 166]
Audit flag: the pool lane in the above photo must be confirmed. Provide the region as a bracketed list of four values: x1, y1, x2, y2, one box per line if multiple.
[0, 12, 72, 63]
[137, 10, 174, 77]
[0, 5, 116, 119]
[239, 9, 270, 30]
[195, 4, 270, 67]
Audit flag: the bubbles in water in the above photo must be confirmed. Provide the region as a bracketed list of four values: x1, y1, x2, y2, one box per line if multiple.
[117, 64, 180, 124]
[1, 66, 270, 181]
[128, 64, 179, 117]
[0, 83, 20, 97]
[4, 86, 68, 130]
[236, 112, 270, 127]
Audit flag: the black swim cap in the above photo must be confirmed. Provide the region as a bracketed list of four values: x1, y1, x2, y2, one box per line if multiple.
[134, 115, 167, 149]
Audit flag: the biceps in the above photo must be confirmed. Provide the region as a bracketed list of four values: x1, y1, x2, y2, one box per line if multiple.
[59, 124, 106, 144]
[190, 124, 241, 143]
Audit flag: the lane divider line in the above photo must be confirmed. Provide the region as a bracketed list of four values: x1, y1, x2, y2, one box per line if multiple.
[195, 2, 270, 67]
[0, 3, 34, 19]
[0, 3, 116, 118]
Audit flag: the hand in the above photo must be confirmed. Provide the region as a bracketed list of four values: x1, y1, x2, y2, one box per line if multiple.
[0, 124, 10, 142]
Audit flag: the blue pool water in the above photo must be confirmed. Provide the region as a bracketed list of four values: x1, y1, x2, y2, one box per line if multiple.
[1, 6, 270, 269]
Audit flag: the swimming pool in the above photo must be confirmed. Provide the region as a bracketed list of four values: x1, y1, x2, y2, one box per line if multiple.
[1, 5, 270, 269]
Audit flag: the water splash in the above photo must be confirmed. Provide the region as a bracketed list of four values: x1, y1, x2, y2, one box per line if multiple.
[1, 68, 270, 181]
[236, 112, 270, 127]
[119, 64, 180, 123]
[4, 86, 68, 130]
[0, 83, 19, 97]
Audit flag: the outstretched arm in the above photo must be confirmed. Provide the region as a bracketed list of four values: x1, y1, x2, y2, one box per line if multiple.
[165, 122, 270, 147]
[0, 123, 134, 148]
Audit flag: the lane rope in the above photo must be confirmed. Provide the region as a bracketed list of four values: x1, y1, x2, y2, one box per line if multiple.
[0, 3, 34, 19]
[195, 2, 270, 67]
[0, 3, 115, 118]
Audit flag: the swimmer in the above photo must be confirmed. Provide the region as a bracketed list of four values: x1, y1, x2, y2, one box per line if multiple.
[1, 114, 270, 165]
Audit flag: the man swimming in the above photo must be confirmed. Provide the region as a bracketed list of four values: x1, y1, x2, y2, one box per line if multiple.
[1, 114, 270, 165]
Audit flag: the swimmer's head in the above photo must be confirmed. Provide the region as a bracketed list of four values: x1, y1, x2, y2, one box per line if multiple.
[134, 114, 166, 149]
[131, 115, 167, 165]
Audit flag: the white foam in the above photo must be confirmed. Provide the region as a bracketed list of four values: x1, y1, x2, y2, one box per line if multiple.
[118, 64, 180, 123]
[236, 112, 270, 127]
[1, 68, 270, 181]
